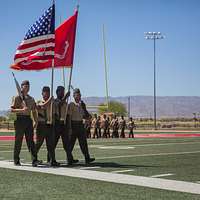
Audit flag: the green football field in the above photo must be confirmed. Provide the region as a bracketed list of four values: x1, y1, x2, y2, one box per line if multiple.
[0, 136, 200, 199]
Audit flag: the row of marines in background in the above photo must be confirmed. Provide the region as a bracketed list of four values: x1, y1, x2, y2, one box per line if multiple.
[11, 80, 95, 167]
[84, 115, 136, 139]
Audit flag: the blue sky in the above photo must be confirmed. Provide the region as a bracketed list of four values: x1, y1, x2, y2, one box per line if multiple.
[0, 0, 200, 110]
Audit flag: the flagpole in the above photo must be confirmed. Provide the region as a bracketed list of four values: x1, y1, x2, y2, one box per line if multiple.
[51, 0, 55, 97]
[102, 24, 109, 110]
[59, 15, 66, 89]
[51, 60, 55, 97]
[63, 67, 66, 89]
[50, 0, 55, 124]
[63, 5, 79, 124]
[67, 4, 79, 92]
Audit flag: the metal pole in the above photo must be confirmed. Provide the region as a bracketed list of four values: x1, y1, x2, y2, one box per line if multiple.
[64, 5, 79, 123]
[144, 32, 164, 130]
[67, 4, 79, 92]
[128, 96, 131, 118]
[62, 68, 66, 89]
[103, 24, 109, 110]
[153, 38, 157, 130]
[51, 60, 55, 97]
[50, 0, 55, 124]
[51, 0, 55, 97]
[59, 15, 66, 89]
[68, 68, 73, 92]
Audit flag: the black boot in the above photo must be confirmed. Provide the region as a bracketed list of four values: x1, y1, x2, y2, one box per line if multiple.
[14, 160, 21, 166]
[68, 159, 79, 165]
[85, 157, 95, 164]
[51, 160, 60, 167]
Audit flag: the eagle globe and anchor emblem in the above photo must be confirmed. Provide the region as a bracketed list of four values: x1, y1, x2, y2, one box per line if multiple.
[21, 41, 69, 66]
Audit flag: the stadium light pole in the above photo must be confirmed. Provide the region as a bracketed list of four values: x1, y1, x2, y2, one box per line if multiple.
[144, 32, 165, 130]
[128, 96, 131, 118]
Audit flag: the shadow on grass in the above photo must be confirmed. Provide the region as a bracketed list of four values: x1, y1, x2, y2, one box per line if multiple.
[62, 162, 159, 169]
[19, 161, 159, 169]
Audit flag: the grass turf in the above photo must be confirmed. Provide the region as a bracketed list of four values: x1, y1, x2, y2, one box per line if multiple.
[0, 137, 200, 199]
[0, 168, 200, 200]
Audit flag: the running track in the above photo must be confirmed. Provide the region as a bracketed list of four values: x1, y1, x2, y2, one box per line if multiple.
[1, 133, 200, 141]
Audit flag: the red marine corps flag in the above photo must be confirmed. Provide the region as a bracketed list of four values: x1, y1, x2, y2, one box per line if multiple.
[55, 10, 78, 68]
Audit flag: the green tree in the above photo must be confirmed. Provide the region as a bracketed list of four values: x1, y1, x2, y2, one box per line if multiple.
[98, 101, 127, 116]
[0, 116, 6, 122]
[6, 112, 16, 122]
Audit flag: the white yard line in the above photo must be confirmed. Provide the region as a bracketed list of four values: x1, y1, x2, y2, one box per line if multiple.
[150, 173, 174, 178]
[111, 169, 135, 173]
[1, 151, 200, 163]
[79, 166, 101, 170]
[0, 147, 64, 153]
[3, 160, 13, 162]
[130, 141, 200, 147]
[1, 141, 200, 153]
[96, 150, 200, 160]
[99, 146, 135, 149]
[0, 160, 200, 195]
[57, 150, 200, 162]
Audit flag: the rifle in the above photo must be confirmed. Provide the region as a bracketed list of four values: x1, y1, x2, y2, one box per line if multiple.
[12, 72, 26, 105]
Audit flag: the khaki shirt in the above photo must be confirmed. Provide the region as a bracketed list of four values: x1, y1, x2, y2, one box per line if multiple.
[119, 119, 126, 129]
[128, 121, 135, 130]
[84, 119, 92, 128]
[101, 118, 109, 129]
[68, 102, 84, 121]
[11, 95, 36, 116]
[54, 98, 68, 123]
[111, 119, 119, 130]
[92, 118, 98, 128]
[36, 100, 52, 124]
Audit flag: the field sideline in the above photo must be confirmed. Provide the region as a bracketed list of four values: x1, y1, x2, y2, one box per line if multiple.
[0, 132, 200, 199]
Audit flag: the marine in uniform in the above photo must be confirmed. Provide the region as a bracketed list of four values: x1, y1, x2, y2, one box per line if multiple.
[49, 86, 76, 165]
[11, 80, 38, 166]
[84, 118, 92, 138]
[101, 114, 108, 138]
[92, 114, 99, 138]
[107, 116, 111, 138]
[119, 115, 126, 138]
[68, 88, 95, 164]
[128, 117, 135, 138]
[35, 86, 59, 166]
[110, 115, 119, 138]
[97, 116, 102, 138]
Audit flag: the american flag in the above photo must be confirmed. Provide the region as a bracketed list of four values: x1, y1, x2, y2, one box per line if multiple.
[12, 4, 55, 70]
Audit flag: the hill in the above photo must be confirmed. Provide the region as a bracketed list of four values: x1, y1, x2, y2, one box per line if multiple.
[83, 96, 200, 118]
[1, 96, 199, 118]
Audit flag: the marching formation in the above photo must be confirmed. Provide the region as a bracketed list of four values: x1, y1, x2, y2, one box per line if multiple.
[9, 2, 136, 168]
[85, 114, 136, 139]
[11, 80, 95, 167]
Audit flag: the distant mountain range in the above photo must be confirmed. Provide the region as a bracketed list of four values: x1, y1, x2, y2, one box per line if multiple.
[83, 96, 200, 118]
[1, 96, 200, 118]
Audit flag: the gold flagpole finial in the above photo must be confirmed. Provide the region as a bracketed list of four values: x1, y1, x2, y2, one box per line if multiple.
[76, 0, 80, 10]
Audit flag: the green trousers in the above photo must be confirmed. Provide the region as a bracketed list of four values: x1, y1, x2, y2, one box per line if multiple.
[36, 123, 56, 163]
[14, 116, 37, 163]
